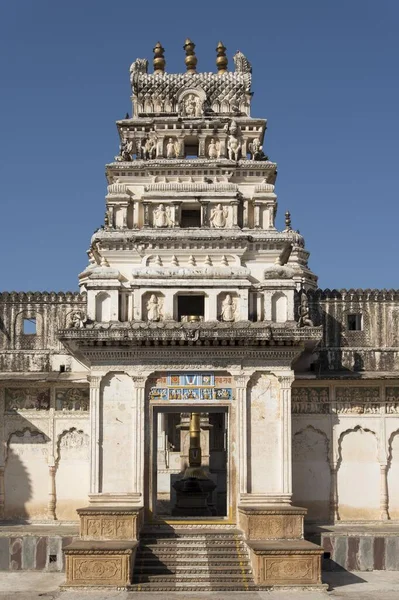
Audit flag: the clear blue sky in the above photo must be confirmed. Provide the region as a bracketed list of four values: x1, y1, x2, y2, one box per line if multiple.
[1, 1, 398, 291]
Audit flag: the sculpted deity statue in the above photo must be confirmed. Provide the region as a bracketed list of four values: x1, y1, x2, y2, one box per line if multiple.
[248, 137, 268, 161]
[142, 135, 157, 160]
[183, 93, 203, 117]
[115, 138, 133, 162]
[298, 291, 314, 327]
[220, 294, 235, 322]
[208, 138, 220, 159]
[227, 123, 242, 161]
[147, 294, 161, 322]
[166, 137, 180, 159]
[69, 310, 86, 329]
[153, 203, 173, 228]
[210, 203, 228, 228]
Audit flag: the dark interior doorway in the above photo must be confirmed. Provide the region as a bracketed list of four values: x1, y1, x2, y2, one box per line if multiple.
[178, 295, 204, 321]
[181, 209, 201, 228]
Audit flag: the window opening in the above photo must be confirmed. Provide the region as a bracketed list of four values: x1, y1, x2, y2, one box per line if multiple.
[23, 318, 36, 335]
[178, 295, 205, 322]
[181, 209, 201, 228]
[347, 314, 362, 331]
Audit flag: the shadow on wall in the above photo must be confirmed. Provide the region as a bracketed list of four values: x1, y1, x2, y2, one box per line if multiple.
[3, 417, 50, 523]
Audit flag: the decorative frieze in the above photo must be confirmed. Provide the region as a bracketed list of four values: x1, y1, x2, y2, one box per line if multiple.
[5, 388, 50, 411]
[55, 388, 89, 412]
[334, 387, 380, 414]
[292, 388, 329, 414]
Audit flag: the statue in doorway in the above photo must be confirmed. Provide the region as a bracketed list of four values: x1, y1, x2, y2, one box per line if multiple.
[115, 138, 133, 162]
[220, 294, 235, 322]
[227, 132, 241, 161]
[147, 294, 161, 322]
[166, 137, 180, 159]
[207, 138, 220, 159]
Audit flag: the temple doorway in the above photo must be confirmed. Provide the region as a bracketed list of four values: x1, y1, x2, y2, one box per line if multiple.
[150, 407, 229, 518]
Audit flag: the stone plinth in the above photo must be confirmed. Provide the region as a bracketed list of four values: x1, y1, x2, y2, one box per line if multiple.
[64, 540, 137, 587]
[238, 505, 306, 540]
[247, 540, 323, 587]
[78, 506, 143, 541]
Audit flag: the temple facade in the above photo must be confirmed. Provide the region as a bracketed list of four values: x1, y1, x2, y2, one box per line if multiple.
[1, 40, 399, 588]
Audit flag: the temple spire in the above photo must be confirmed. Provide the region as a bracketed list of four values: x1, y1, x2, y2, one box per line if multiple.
[183, 38, 197, 73]
[153, 41, 165, 73]
[216, 41, 228, 74]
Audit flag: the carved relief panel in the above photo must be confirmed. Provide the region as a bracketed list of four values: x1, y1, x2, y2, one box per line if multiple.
[5, 388, 50, 411]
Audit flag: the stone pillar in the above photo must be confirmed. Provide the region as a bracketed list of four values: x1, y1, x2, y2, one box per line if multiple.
[132, 376, 146, 504]
[142, 202, 150, 227]
[231, 200, 239, 228]
[108, 205, 115, 228]
[234, 374, 250, 496]
[89, 376, 102, 495]
[243, 199, 249, 228]
[206, 290, 218, 321]
[238, 289, 249, 321]
[200, 201, 210, 227]
[380, 463, 389, 520]
[48, 466, 56, 520]
[330, 463, 339, 522]
[173, 201, 182, 227]
[0, 388, 4, 519]
[278, 374, 295, 499]
[253, 202, 261, 228]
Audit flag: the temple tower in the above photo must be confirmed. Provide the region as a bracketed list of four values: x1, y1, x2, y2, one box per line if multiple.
[61, 41, 323, 589]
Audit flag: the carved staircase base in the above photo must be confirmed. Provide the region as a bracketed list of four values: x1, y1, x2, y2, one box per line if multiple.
[239, 505, 324, 587]
[63, 506, 143, 587]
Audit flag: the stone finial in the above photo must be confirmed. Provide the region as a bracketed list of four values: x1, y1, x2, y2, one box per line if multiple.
[285, 211, 292, 230]
[184, 38, 197, 73]
[153, 42, 165, 73]
[216, 41, 228, 74]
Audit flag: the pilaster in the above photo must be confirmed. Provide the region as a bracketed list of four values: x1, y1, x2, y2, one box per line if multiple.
[89, 375, 102, 495]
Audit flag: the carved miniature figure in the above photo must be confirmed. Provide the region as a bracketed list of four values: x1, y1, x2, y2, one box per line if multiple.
[153, 203, 173, 228]
[220, 294, 235, 322]
[142, 135, 157, 160]
[208, 139, 220, 159]
[147, 294, 161, 322]
[210, 203, 228, 228]
[248, 138, 269, 161]
[298, 291, 314, 327]
[166, 138, 180, 159]
[182, 93, 203, 117]
[227, 124, 241, 161]
[115, 138, 133, 162]
[69, 311, 86, 329]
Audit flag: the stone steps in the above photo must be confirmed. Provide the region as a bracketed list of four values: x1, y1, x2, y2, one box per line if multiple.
[133, 528, 255, 591]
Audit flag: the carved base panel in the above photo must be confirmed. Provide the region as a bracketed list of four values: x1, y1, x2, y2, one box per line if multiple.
[248, 541, 323, 587]
[64, 541, 137, 587]
[238, 505, 306, 540]
[78, 506, 143, 540]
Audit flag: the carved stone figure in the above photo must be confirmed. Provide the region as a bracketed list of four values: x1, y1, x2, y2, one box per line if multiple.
[248, 138, 268, 161]
[129, 58, 148, 87]
[153, 204, 173, 228]
[298, 291, 314, 327]
[69, 310, 86, 329]
[208, 139, 220, 159]
[115, 139, 133, 162]
[220, 294, 235, 322]
[166, 138, 180, 159]
[142, 135, 157, 160]
[147, 294, 161, 322]
[182, 94, 202, 117]
[210, 203, 228, 228]
[227, 124, 241, 161]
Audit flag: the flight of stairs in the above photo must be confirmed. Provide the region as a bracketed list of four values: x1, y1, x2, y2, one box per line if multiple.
[130, 527, 256, 591]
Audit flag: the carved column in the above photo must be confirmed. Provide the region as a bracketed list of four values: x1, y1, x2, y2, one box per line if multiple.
[330, 463, 339, 522]
[173, 201, 182, 227]
[278, 374, 295, 499]
[48, 466, 56, 520]
[89, 376, 102, 495]
[231, 200, 239, 228]
[132, 376, 146, 503]
[108, 205, 115, 228]
[142, 202, 150, 227]
[253, 202, 261, 229]
[380, 464, 389, 520]
[200, 201, 210, 227]
[243, 199, 249, 228]
[234, 374, 250, 497]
